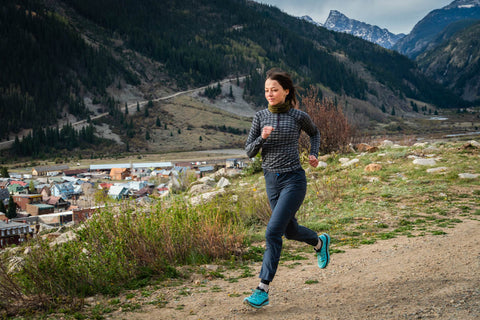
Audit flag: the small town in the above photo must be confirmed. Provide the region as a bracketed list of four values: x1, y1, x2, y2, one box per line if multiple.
[0, 157, 248, 248]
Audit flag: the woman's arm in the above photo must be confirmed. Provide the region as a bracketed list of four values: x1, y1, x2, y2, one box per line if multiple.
[245, 114, 266, 158]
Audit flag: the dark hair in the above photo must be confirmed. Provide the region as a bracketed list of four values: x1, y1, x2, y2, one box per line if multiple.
[266, 68, 297, 107]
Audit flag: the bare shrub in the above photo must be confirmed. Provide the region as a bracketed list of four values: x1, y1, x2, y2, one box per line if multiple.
[299, 86, 354, 155]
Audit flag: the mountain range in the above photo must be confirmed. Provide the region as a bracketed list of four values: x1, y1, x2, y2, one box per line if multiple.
[322, 10, 405, 49]
[0, 0, 475, 158]
[311, 0, 480, 101]
[393, 0, 480, 58]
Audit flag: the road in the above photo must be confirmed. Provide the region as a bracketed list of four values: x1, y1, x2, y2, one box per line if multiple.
[0, 76, 245, 150]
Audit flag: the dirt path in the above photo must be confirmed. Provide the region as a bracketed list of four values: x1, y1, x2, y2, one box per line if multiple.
[105, 219, 480, 320]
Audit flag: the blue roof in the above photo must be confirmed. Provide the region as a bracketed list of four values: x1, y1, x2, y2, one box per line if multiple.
[199, 166, 215, 172]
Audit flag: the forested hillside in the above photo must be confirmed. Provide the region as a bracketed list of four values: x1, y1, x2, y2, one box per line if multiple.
[416, 20, 480, 102]
[0, 1, 138, 142]
[62, 0, 463, 108]
[0, 0, 470, 159]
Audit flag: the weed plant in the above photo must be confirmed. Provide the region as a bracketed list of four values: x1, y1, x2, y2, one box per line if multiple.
[0, 199, 246, 315]
[0, 140, 479, 318]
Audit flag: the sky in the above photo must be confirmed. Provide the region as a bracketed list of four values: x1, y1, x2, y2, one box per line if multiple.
[255, 0, 454, 34]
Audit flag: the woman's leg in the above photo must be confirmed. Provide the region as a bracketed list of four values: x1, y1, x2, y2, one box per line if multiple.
[259, 169, 317, 282]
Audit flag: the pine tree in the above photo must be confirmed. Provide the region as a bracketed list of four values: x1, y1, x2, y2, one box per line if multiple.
[29, 180, 35, 194]
[391, 107, 396, 116]
[412, 102, 418, 112]
[125, 103, 128, 115]
[0, 200, 5, 214]
[137, 101, 140, 112]
[0, 167, 9, 178]
[7, 196, 16, 219]
[156, 117, 161, 127]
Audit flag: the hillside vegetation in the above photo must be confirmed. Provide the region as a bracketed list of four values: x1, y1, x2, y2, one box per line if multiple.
[417, 20, 480, 102]
[1, 137, 479, 318]
[0, 1, 138, 141]
[0, 0, 471, 161]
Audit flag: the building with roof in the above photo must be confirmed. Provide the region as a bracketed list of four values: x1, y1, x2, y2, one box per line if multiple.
[45, 196, 70, 210]
[7, 183, 26, 194]
[109, 168, 131, 181]
[26, 203, 55, 216]
[12, 194, 42, 211]
[198, 166, 215, 177]
[0, 180, 9, 189]
[52, 183, 75, 198]
[63, 169, 88, 176]
[108, 185, 129, 200]
[90, 162, 173, 171]
[32, 165, 69, 176]
[0, 220, 32, 248]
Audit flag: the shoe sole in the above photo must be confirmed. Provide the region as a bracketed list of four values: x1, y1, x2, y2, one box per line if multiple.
[318, 233, 330, 269]
[244, 298, 269, 309]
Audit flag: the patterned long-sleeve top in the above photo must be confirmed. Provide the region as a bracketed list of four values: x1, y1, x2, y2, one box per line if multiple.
[245, 108, 320, 173]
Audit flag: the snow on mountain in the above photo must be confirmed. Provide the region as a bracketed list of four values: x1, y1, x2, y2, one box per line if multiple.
[322, 10, 405, 49]
[393, 0, 480, 58]
[300, 15, 322, 27]
[444, 0, 480, 9]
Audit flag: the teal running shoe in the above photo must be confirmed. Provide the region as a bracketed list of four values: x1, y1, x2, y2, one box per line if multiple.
[316, 233, 331, 269]
[244, 288, 269, 309]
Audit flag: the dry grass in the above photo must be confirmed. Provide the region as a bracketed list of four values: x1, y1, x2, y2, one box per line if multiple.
[126, 95, 252, 153]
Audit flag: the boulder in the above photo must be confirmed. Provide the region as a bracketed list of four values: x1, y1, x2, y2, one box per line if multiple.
[198, 176, 216, 187]
[341, 159, 360, 167]
[318, 154, 332, 162]
[413, 158, 436, 166]
[461, 140, 480, 150]
[458, 173, 479, 179]
[355, 143, 378, 153]
[189, 183, 213, 195]
[168, 175, 182, 191]
[364, 163, 382, 172]
[426, 167, 448, 173]
[413, 142, 428, 147]
[49, 230, 77, 247]
[190, 189, 226, 205]
[316, 161, 328, 168]
[380, 140, 394, 147]
[216, 177, 231, 188]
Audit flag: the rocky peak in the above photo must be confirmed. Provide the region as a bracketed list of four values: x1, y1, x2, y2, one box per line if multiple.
[323, 10, 405, 49]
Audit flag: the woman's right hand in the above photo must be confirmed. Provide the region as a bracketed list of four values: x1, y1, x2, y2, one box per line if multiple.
[261, 126, 274, 139]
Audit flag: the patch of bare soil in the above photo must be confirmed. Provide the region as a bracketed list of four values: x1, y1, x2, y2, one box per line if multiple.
[101, 218, 479, 320]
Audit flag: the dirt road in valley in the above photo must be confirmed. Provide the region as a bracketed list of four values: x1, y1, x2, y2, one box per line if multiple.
[103, 218, 480, 320]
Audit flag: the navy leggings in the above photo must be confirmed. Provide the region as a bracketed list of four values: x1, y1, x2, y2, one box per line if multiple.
[259, 168, 319, 282]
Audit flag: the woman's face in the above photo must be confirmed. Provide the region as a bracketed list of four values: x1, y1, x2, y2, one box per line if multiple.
[265, 79, 289, 106]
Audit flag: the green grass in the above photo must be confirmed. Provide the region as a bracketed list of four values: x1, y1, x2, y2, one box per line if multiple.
[1, 140, 479, 318]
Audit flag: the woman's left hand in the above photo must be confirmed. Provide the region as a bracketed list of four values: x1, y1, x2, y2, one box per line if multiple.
[308, 155, 319, 168]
